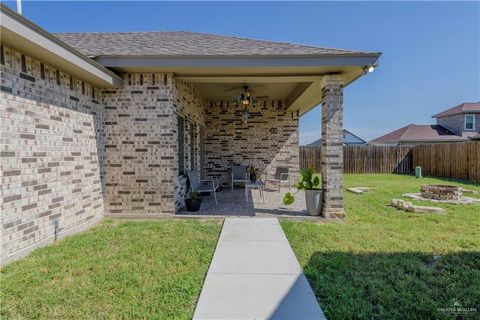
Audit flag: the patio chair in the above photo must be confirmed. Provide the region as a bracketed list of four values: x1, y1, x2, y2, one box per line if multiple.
[187, 170, 219, 204]
[265, 167, 290, 192]
[231, 165, 249, 191]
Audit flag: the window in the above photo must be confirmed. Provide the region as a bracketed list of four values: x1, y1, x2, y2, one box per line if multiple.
[190, 121, 196, 170]
[177, 116, 185, 175]
[465, 115, 475, 130]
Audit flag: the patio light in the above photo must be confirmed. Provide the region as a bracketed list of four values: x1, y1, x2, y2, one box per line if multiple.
[364, 65, 375, 74]
[236, 85, 255, 123]
[243, 108, 250, 123]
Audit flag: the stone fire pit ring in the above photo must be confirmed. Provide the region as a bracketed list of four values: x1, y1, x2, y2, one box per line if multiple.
[420, 185, 463, 201]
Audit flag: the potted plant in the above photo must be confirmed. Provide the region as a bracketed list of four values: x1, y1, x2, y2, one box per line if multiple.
[248, 166, 259, 182]
[283, 168, 322, 216]
[185, 191, 202, 212]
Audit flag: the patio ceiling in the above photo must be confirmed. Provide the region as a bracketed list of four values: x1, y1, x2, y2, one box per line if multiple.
[98, 55, 379, 115]
[175, 68, 366, 115]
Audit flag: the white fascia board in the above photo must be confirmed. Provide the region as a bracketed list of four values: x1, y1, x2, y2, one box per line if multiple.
[95, 55, 380, 69]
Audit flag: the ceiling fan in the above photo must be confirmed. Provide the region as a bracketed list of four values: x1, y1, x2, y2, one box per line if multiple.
[227, 85, 269, 100]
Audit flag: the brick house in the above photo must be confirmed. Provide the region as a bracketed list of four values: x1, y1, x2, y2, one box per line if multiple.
[0, 4, 380, 264]
[370, 102, 480, 145]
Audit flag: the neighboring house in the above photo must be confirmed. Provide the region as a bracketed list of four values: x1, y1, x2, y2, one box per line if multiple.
[432, 102, 480, 138]
[369, 124, 466, 145]
[306, 129, 367, 146]
[0, 4, 380, 264]
[370, 102, 480, 145]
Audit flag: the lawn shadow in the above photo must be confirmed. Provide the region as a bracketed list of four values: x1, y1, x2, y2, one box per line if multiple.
[271, 251, 480, 320]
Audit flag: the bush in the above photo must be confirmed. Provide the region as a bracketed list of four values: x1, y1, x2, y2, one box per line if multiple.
[283, 192, 295, 205]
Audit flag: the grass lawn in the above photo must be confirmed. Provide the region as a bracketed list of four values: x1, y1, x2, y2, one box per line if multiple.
[0, 219, 221, 319]
[282, 174, 480, 320]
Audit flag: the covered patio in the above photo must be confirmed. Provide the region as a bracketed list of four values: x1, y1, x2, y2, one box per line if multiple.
[178, 185, 309, 217]
[54, 31, 381, 218]
[171, 71, 379, 218]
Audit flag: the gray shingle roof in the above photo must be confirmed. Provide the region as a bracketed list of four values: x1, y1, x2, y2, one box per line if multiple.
[54, 31, 377, 58]
[432, 102, 480, 118]
[369, 124, 466, 144]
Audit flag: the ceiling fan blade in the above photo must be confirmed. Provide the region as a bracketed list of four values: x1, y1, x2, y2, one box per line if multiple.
[226, 86, 241, 92]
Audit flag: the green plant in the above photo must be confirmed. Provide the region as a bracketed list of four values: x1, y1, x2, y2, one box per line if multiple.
[247, 166, 259, 175]
[282, 168, 319, 205]
[296, 167, 320, 190]
[283, 192, 295, 205]
[189, 191, 199, 201]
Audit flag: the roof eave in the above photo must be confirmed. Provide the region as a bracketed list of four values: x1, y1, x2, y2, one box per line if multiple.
[93, 53, 381, 70]
[433, 111, 480, 118]
[0, 3, 123, 87]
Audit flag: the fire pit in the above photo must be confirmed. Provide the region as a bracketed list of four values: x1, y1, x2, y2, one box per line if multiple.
[420, 185, 463, 201]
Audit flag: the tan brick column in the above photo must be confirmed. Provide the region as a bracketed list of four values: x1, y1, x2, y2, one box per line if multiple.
[320, 76, 345, 219]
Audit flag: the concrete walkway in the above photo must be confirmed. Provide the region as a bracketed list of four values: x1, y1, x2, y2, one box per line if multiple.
[193, 217, 326, 320]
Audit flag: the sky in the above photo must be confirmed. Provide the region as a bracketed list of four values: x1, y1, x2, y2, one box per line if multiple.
[5, 1, 479, 144]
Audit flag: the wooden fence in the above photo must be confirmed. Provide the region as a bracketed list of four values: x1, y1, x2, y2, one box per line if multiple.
[300, 145, 413, 174]
[413, 142, 480, 181]
[299, 141, 480, 181]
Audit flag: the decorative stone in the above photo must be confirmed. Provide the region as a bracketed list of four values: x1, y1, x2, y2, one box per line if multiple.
[390, 199, 447, 214]
[347, 187, 370, 194]
[421, 185, 462, 201]
[403, 193, 480, 204]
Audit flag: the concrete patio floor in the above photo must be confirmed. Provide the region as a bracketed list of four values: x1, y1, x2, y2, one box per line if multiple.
[193, 217, 326, 320]
[178, 184, 312, 217]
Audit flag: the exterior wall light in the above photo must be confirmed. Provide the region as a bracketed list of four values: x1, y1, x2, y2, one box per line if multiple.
[364, 65, 375, 74]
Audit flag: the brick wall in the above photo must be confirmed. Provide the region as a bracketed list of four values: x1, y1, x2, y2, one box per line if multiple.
[0, 45, 104, 264]
[203, 100, 299, 186]
[102, 76, 205, 215]
[173, 81, 205, 211]
[103, 73, 177, 215]
[0, 44, 302, 261]
[320, 76, 345, 219]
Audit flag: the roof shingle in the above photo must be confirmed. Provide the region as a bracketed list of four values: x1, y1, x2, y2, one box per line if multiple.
[369, 124, 466, 144]
[432, 102, 480, 118]
[54, 31, 378, 58]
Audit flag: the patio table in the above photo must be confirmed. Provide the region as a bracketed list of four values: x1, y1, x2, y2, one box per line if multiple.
[245, 181, 265, 203]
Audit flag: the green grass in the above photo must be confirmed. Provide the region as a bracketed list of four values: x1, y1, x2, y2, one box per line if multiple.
[0, 219, 222, 320]
[282, 174, 480, 320]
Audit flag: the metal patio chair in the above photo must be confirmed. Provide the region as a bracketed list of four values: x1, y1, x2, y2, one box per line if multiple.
[187, 170, 219, 204]
[231, 165, 249, 191]
[265, 166, 290, 192]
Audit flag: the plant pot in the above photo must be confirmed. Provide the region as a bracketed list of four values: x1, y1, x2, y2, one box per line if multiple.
[250, 173, 257, 182]
[305, 189, 322, 216]
[185, 198, 202, 212]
